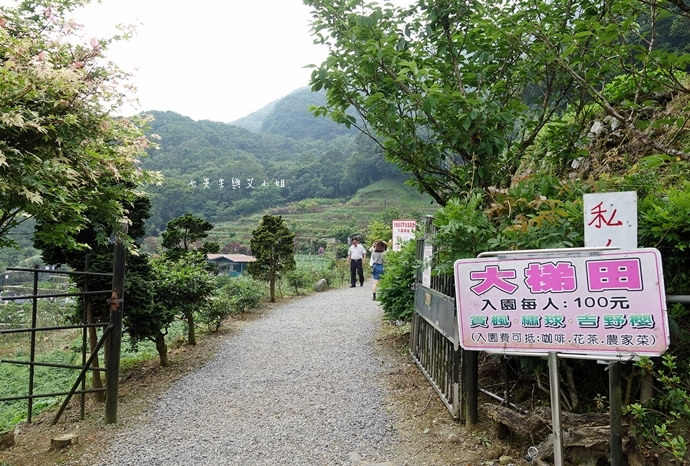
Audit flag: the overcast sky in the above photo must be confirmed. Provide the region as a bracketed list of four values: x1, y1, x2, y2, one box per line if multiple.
[73, 0, 328, 123]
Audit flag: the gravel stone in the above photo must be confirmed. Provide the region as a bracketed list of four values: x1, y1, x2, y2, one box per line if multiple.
[98, 284, 402, 465]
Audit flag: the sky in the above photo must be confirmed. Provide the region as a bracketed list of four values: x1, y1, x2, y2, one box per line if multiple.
[74, 0, 328, 123]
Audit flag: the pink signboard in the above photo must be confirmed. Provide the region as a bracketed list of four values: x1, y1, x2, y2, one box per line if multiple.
[454, 248, 668, 358]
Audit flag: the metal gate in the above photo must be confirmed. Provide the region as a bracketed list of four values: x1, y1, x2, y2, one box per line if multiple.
[0, 240, 125, 425]
[409, 216, 466, 420]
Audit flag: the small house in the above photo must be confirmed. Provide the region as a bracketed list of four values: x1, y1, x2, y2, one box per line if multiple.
[206, 254, 256, 277]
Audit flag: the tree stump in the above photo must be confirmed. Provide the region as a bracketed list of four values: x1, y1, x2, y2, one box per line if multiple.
[50, 433, 78, 450]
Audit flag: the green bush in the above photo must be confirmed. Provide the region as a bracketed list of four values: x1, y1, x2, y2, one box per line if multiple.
[222, 276, 266, 314]
[626, 354, 690, 462]
[199, 294, 238, 332]
[602, 70, 685, 105]
[199, 276, 266, 332]
[432, 192, 497, 274]
[638, 181, 690, 295]
[377, 240, 417, 322]
[284, 269, 311, 295]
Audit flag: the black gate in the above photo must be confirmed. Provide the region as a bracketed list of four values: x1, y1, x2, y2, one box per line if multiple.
[410, 216, 467, 420]
[0, 239, 125, 425]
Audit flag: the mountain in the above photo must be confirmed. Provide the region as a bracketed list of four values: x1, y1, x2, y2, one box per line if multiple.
[231, 87, 356, 141]
[230, 99, 278, 133]
[139, 90, 403, 235]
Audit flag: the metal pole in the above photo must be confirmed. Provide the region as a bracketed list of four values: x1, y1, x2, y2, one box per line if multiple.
[105, 235, 125, 424]
[548, 352, 564, 466]
[609, 362, 622, 465]
[465, 349, 478, 426]
[28, 265, 39, 422]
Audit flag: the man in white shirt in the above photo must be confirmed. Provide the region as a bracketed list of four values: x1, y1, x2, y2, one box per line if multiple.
[347, 237, 367, 287]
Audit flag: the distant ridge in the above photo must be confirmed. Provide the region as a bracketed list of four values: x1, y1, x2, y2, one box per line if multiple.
[230, 87, 356, 141]
[231, 99, 280, 133]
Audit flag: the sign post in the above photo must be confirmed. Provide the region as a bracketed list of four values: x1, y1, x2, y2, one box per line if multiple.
[454, 247, 667, 464]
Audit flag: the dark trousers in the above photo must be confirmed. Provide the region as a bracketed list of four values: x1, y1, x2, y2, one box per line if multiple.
[350, 259, 364, 286]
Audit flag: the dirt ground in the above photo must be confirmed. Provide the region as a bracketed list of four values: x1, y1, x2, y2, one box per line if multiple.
[0, 304, 522, 466]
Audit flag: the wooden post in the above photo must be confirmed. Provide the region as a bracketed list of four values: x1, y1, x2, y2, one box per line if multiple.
[105, 234, 125, 424]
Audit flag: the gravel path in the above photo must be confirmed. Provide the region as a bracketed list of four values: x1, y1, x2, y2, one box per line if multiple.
[99, 284, 402, 465]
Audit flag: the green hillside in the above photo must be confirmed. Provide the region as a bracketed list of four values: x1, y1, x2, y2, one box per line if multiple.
[206, 179, 438, 252]
[141, 106, 400, 234]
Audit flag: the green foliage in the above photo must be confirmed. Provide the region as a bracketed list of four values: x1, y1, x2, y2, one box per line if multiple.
[123, 253, 170, 348]
[247, 215, 296, 302]
[260, 88, 355, 140]
[140, 110, 405, 233]
[522, 115, 591, 175]
[602, 70, 686, 106]
[199, 294, 237, 332]
[377, 240, 417, 322]
[638, 181, 690, 295]
[284, 269, 312, 295]
[488, 178, 585, 252]
[366, 220, 392, 246]
[0, 1, 159, 250]
[627, 355, 690, 461]
[161, 213, 218, 260]
[432, 192, 497, 274]
[330, 258, 350, 287]
[221, 275, 266, 313]
[200, 276, 266, 331]
[151, 253, 215, 345]
[431, 177, 587, 274]
[306, 0, 690, 209]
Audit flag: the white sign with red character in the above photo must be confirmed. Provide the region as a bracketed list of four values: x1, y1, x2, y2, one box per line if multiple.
[454, 248, 668, 358]
[584, 191, 637, 249]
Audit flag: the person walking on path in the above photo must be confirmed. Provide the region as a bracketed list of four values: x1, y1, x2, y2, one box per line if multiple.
[96, 285, 401, 465]
[347, 237, 367, 287]
[369, 240, 387, 300]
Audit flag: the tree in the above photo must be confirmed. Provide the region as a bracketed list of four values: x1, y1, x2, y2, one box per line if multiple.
[152, 253, 215, 346]
[0, 0, 160, 250]
[304, 0, 690, 206]
[247, 215, 296, 302]
[122, 252, 170, 364]
[35, 192, 155, 394]
[366, 220, 392, 246]
[161, 213, 219, 260]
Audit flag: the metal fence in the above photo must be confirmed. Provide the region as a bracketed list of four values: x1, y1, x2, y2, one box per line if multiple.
[1, 239, 126, 427]
[0, 266, 112, 424]
[409, 216, 466, 420]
